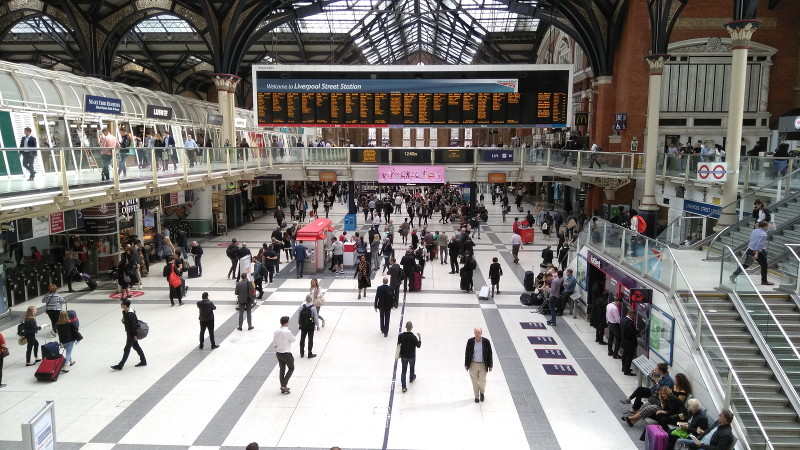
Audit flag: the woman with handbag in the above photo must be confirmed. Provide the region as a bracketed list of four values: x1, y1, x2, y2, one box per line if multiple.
[56, 311, 81, 372]
[310, 278, 325, 327]
[23, 306, 42, 366]
[117, 260, 133, 300]
[0, 330, 7, 387]
[163, 256, 184, 306]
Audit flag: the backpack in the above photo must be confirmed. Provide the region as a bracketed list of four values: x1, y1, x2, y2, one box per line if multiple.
[299, 304, 314, 330]
[136, 320, 149, 340]
[633, 215, 647, 234]
[226, 244, 237, 259]
[17, 321, 27, 337]
[763, 209, 772, 222]
[253, 261, 264, 279]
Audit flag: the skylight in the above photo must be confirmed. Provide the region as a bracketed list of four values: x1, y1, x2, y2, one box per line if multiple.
[135, 16, 195, 33]
[10, 16, 70, 34]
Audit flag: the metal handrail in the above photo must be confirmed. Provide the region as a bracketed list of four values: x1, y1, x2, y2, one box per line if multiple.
[784, 244, 800, 294]
[658, 166, 800, 246]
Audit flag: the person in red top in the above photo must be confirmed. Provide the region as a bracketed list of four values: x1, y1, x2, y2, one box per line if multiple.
[31, 246, 42, 262]
[339, 231, 347, 242]
[512, 218, 521, 235]
[0, 330, 8, 388]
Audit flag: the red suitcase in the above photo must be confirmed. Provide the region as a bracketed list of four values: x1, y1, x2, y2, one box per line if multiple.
[644, 424, 668, 450]
[410, 271, 422, 292]
[35, 355, 65, 381]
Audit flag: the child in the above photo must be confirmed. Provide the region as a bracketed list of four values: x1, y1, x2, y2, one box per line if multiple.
[488, 257, 503, 298]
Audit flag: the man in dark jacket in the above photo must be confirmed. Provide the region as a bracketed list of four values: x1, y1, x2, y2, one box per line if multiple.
[620, 309, 637, 376]
[448, 236, 461, 274]
[541, 245, 554, 267]
[226, 239, 240, 279]
[400, 248, 417, 292]
[464, 327, 493, 403]
[111, 299, 146, 370]
[678, 410, 735, 450]
[397, 321, 421, 393]
[190, 241, 204, 277]
[386, 257, 403, 307]
[197, 292, 218, 349]
[235, 275, 254, 331]
[19, 126, 38, 181]
[374, 277, 393, 337]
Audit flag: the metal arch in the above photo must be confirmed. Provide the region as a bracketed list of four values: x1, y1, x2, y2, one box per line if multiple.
[647, 0, 689, 55]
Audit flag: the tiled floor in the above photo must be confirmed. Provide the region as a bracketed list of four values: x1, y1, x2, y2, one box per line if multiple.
[0, 199, 645, 450]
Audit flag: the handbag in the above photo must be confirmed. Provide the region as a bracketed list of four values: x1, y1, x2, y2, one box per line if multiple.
[167, 270, 182, 289]
[1, 346, 9, 357]
[18, 336, 27, 346]
[313, 296, 325, 307]
[395, 344, 401, 360]
[75, 330, 84, 342]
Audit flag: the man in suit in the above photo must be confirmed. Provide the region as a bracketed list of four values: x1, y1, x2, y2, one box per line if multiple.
[386, 257, 403, 308]
[620, 309, 637, 376]
[294, 241, 307, 278]
[374, 277, 393, 337]
[235, 274, 254, 331]
[400, 248, 416, 292]
[197, 292, 218, 349]
[464, 327, 493, 403]
[19, 127, 37, 181]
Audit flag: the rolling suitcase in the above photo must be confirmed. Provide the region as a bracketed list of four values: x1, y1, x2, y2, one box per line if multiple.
[41, 342, 60, 360]
[644, 424, 668, 450]
[478, 286, 490, 300]
[524, 271, 535, 291]
[410, 271, 422, 292]
[35, 354, 65, 381]
[187, 266, 199, 279]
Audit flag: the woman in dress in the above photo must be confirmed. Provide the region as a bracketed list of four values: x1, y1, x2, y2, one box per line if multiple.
[310, 278, 325, 327]
[356, 255, 371, 299]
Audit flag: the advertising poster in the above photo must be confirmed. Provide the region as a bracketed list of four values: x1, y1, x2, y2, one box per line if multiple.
[575, 254, 587, 290]
[648, 304, 675, 365]
[377, 165, 445, 184]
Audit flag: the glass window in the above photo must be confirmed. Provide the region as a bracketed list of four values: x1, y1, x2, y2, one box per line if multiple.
[0, 72, 24, 104]
[61, 84, 82, 110]
[19, 76, 45, 106]
[35, 78, 63, 109]
[122, 93, 142, 116]
[70, 84, 91, 109]
[165, 99, 185, 119]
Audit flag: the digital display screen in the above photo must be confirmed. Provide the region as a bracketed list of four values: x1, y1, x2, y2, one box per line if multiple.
[254, 65, 570, 128]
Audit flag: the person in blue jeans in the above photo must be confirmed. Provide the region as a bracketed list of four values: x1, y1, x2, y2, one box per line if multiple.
[56, 311, 80, 372]
[547, 271, 563, 326]
[294, 241, 307, 278]
[397, 321, 421, 393]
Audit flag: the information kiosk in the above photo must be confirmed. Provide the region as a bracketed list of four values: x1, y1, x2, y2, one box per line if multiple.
[295, 218, 333, 274]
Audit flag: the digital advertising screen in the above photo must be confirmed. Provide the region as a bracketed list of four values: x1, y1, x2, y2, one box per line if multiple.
[253, 64, 572, 128]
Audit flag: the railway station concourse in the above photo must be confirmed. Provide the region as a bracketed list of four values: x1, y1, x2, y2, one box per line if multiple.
[0, 1, 800, 449]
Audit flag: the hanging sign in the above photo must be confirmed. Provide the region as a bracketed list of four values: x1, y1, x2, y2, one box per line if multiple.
[146, 104, 173, 120]
[85, 95, 122, 115]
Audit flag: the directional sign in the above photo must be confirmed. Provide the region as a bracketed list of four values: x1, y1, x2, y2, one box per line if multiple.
[520, 322, 547, 330]
[696, 162, 727, 182]
[535, 349, 567, 359]
[528, 336, 557, 345]
[543, 364, 578, 376]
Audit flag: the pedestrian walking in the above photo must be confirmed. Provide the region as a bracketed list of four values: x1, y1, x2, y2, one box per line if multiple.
[511, 231, 522, 264]
[375, 277, 393, 337]
[274, 316, 296, 394]
[110, 299, 147, 370]
[226, 238, 240, 279]
[163, 256, 184, 306]
[356, 255, 371, 299]
[729, 221, 773, 286]
[397, 321, 421, 393]
[464, 327, 493, 403]
[298, 295, 320, 358]
[488, 257, 503, 297]
[23, 306, 41, 366]
[310, 278, 325, 327]
[42, 284, 67, 329]
[56, 311, 81, 372]
[197, 292, 218, 349]
[235, 275, 255, 331]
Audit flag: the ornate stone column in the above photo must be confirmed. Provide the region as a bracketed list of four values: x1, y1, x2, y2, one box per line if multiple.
[639, 55, 668, 236]
[210, 74, 241, 148]
[716, 20, 760, 230]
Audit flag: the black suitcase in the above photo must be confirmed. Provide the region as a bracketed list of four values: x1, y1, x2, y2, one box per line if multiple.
[86, 278, 97, 291]
[188, 266, 199, 278]
[41, 342, 60, 359]
[524, 271, 535, 291]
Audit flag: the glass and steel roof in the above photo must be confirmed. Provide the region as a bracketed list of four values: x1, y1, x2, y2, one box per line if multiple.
[269, 0, 539, 64]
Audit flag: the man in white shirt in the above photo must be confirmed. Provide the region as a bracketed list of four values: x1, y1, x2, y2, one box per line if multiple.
[510, 231, 522, 264]
[184, 133, 198, 167]
[606, 297, 622, 359]
[273, 316, 296, 394]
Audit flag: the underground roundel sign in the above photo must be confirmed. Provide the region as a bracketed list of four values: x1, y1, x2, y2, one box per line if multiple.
[795, 116, 800, 130]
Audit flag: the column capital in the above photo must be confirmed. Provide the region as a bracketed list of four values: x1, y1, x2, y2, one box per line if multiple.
[725, 20, 760, 49]
[645, 54, 669, 75]
[210, 73, 241, 92]
[593, 76, 613, 86]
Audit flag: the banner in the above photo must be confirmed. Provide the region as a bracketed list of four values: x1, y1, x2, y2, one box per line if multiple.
[85, 95, 122, 115]
[256, 78, 519, 94]
[377, 165, 445, 184]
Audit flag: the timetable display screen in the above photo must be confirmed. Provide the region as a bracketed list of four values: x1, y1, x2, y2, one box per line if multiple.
[253, 65, 571, 128]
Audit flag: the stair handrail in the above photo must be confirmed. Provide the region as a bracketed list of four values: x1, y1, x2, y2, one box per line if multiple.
[580, 219, 774, 448]
[657, 166, 800, 247]
[781, 244, 800, 294]
[705, 188, 800, 262]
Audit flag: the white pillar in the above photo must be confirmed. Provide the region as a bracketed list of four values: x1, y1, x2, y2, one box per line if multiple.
[716, 21, 760, 230]
[640, 55, 668, 218]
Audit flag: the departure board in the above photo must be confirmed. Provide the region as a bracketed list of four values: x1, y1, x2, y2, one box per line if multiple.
[254, 65, 571, 127]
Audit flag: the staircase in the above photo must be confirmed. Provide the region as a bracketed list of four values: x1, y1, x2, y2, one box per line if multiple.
[696, 292, 800, 448]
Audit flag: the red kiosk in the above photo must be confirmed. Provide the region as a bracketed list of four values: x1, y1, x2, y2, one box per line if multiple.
[296, 218, 333, 274]
[519, 227, 535, 244]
